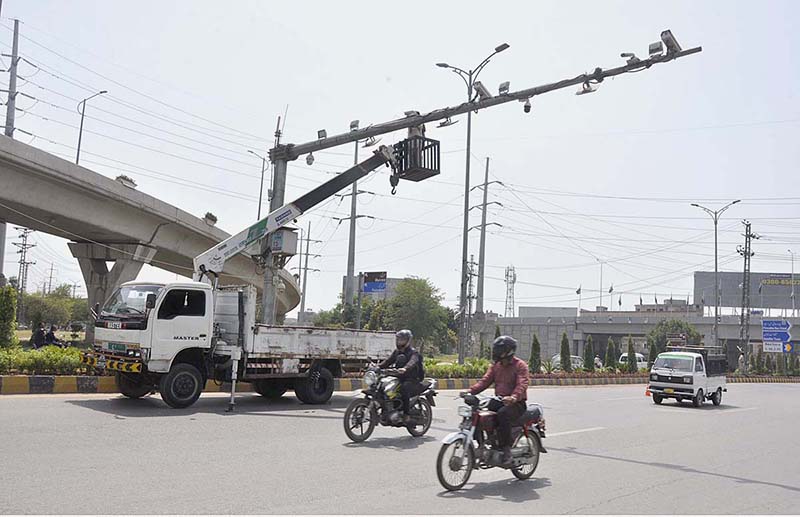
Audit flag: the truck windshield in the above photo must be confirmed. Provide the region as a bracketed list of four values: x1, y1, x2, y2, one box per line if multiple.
[653, 356, 694, 372]
[102, 285, 163, 317]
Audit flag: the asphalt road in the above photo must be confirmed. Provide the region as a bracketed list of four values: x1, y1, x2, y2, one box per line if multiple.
[1, 383, 799, 514]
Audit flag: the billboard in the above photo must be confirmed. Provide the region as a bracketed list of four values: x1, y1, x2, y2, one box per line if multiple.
[693, 272, 798, 310]
[362, 272, 387, 294]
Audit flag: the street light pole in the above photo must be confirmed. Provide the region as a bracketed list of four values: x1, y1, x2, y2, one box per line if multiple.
[437, 43, 510, 364]
[75, 90, 107, 164]
[789, 249, 796, 317]
[247, 150, 267, 220]
[691, 199, 741, 346]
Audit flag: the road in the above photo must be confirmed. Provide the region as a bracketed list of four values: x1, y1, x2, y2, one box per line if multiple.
[1, 384, 799, 514]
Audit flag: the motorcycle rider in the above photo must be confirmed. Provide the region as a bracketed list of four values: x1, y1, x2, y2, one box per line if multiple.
[379, 329, 424, 422]
[466, 335, 530, 465]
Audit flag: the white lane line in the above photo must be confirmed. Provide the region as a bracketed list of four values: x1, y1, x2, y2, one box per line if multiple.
[718, 407, 758, 414]
[547, 426, 606, 437]
[604, 396, 645, 401]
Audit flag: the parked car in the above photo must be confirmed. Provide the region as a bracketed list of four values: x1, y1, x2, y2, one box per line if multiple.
[550, 354, 584, 371]
[619, 352, 648, 370]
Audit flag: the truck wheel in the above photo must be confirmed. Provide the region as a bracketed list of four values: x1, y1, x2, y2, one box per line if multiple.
[159, 363, 204, 409]
[652, 393, 663, 405]
[254, 379, 288, 400]
[711, 388, 722, 406]
[115, 372, 152, 399]
[295, 367, 334, 404]
[692, 388, 704, 408]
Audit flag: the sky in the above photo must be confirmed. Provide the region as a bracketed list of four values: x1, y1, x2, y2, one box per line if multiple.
[1, 0, 799, 318]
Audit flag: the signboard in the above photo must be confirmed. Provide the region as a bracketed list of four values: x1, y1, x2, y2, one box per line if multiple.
[763, 342, 784, 353]
[363, 272, 387, 294]
[762, 320, 793, 353]
[694, 272, 800, 310]
[785, 343, 794, 354]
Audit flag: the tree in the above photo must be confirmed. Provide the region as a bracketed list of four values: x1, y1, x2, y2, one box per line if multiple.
[625, 335, 637, 373]
[560, 331, 572, 373]
[529, 334, 541, 373]
[646, 319, 701, 354]
[749, 353, 757, 374]
[765, 354, 774, 374]
[605, 338, 618, 369]
[384, 278, 450, 352]
[23, 293, 71, 328]
[366, 300, 387, 331]
[8, 276, 19, 291]
[777, 354, 786, 376]
[0, 286, 18, 348]
[647, 338, 658, 367]
[584, 335, 595, 372]
[495, 325, 501, 339]
[50, 283, 74, 299]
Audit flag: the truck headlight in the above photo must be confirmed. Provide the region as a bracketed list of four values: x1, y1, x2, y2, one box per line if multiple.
[684, 376, 693, 384]
[650, 373, 657, 381]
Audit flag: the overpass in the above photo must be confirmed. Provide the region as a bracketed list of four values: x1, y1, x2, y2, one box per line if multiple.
[0, 136, 300, 335]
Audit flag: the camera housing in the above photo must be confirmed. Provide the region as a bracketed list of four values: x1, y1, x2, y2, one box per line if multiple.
[523, 99, 531, 113]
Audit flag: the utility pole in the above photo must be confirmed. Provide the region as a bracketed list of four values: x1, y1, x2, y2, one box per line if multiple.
[738, 220, 758, 373]
[504, 266, 516, 318]
[12, 227, 35, 324]
[789, 249, 796, 317]
[691, 199, 741, 347]
[264, 31, 702, 326]
[473, 157, 503, 315]
[465, 254, 478, 357]
[1, 18, 19, 286]
[298, 221, 321, 324]
[355, 272, 364, 329]
[47, 263, 54, 295]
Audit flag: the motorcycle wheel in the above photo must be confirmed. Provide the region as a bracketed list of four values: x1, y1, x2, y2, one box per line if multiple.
[511, 432, 540, 480]
[343, 398, 376, 442]
[436, 438, 474, 491]
[406, 398, 433, 437]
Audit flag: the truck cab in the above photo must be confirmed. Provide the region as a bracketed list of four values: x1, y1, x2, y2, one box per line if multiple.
[648, 348, 727, 407]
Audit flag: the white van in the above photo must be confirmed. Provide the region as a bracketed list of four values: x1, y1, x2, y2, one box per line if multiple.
[619, 352, 647, 370]
[648, 348, 727, 407]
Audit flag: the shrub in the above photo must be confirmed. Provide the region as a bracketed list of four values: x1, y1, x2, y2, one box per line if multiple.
[541, 359, 555, 374]
[605, 338, 618, 369]
[584, 335, 595, 373]
[560, 332, 572, 373]
[626, 335, 637, 374]
[0, 286, 17, 348]
[529, 334, 541, 373]
[0, 345, 86, 375]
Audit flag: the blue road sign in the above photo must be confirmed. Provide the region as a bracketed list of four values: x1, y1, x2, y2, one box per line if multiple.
[763, 319, 791, 331]
[785, 343, 794, 354]
[763, 330, 792, 342]
[363, 281, 386, 293]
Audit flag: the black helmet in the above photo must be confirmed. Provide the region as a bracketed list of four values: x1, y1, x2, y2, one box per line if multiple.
[395, 329, 413, 350]
[492, 335, 517, 363]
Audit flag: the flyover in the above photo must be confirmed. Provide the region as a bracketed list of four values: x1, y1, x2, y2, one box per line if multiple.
[0, 136, 300, 334]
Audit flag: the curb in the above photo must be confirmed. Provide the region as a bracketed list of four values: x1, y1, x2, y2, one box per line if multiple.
[1, 374, 798, 395]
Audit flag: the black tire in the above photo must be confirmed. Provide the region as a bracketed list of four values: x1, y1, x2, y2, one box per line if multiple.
[652, 393, 663, 405]
[254, 379, 288, 400]
[343, 398, 376, 442]
[692, 388, 704, 408]
[406, 398, 433, 437]
[115, 372, 152, 399]
[159, 363, 204, 409]
[511, 432, 540, 480]
[436, 438, 474, 491]
[711, 388, 722, 406]
[295, 367, 334, 405]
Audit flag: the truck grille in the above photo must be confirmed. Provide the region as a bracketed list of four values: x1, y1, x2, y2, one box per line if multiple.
[654, 374, 691, 384]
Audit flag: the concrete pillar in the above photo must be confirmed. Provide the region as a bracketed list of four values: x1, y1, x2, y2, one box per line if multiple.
[68, 242, 156, 344]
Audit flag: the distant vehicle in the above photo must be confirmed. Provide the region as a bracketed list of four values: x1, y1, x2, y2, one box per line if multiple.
[550, 354, 584, 371]
[648, 346, 727, 407]
[619, 352, 648, 370]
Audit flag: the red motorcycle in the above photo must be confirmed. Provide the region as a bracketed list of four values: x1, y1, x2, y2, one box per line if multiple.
[436, 393, 547, 491]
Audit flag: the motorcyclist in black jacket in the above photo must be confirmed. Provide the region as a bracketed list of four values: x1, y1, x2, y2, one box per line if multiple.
[379, 329, 424, 421]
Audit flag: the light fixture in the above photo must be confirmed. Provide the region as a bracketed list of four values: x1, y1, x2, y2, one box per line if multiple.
[350, 120, 359, 131]
[498, 81, 510, 95]
[648, 41, 664, 57]
[575, 82, 598, 96]
[437, 117, 458, 128]
[435, 62, 449, 68]
[317, 129, 327, 139]
[306, 153, 315, 166]
[495, 43, 510, 53]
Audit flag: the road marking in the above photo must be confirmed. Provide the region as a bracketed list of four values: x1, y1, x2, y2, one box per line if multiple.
[548, 426, 605, 437]
[603, 396, 644, 401]
[718, 407, 758, 414]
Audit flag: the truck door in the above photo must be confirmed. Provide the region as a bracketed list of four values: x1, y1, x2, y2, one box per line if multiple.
[695, 356, 707, 392]
[150, 288, 212, 368]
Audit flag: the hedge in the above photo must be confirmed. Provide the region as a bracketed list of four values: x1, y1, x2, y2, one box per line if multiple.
[0, 346, 94, 375]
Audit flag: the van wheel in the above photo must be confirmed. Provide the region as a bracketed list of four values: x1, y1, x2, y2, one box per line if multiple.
[711, 388, 722, 406]
[692, 388, 704, 408]
[295, 367, 334, 404]
[159, 363, 204, 409]
[116, 373, 152, 399]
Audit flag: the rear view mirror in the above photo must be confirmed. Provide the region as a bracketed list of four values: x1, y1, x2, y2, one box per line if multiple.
[145, 293, 157, 309]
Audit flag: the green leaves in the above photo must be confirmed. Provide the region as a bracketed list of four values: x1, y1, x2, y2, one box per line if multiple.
[0, 345, 86, 375]
[560, 331, 572, 373]
[0, 286, 18, 348]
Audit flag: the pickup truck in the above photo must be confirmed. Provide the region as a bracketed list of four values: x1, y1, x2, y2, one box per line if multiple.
[647, 348, 727, 407]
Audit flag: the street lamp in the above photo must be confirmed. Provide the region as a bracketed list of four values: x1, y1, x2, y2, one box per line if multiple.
[437, 43, 510, 364]
[247, 150, 268, 220]
[789, 249, 796, 317]
[691, 199, 741, 346]
[75, 90, 107, 164]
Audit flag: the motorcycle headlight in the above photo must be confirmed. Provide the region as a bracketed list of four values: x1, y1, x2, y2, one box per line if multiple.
[363, 370, 377, 387]
[457, 405, 472, 418]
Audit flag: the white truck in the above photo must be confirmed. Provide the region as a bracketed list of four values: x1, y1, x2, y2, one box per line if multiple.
[80, 137, 442, 409]
[647, 346, 727, 407]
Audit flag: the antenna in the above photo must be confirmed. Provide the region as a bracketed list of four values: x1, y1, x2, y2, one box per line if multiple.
[504, 265, 517, 318]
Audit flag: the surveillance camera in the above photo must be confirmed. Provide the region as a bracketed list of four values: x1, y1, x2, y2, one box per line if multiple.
[306, 153, 315, 166]
[473, 81, 492, 101]
[349, 120, 359, 131]
[317, 129, 327, 139]
[660, 30, 682, 54]
[523, 99, 531, 113]
[648, 41, 664, 57]
[498, 81, 510, 95]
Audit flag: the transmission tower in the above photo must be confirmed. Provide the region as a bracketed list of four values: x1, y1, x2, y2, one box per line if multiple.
[12, 227, 35, 323]
[738, 220, 758, 373]
[504, 265, 516, 318]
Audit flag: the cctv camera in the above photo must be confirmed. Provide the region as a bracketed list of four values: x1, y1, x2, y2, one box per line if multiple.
[523, 99, 531, 113]
[472, 81, 492, 101]
[306, 153, 315, 166]
[648, 41, 664, 57]
[660, 30, 682, 54]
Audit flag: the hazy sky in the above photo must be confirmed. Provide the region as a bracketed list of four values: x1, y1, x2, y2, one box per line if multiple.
[2, 0, 799, 318]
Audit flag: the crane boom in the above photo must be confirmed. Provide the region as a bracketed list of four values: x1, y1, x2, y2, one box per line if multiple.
[193, 145, 395, 282]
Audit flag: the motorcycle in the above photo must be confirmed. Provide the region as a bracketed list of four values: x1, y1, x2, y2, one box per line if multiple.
[343, 364, 437, 442]
[436, 393, 547, 491]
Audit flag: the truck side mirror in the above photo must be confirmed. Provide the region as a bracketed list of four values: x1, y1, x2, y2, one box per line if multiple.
[145, 293, 157, 310]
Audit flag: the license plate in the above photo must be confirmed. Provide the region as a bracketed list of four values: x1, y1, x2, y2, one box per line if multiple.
[665, 388, 674, 394]
[107, 322, 123, 329]
[108, 343, 126, 352]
